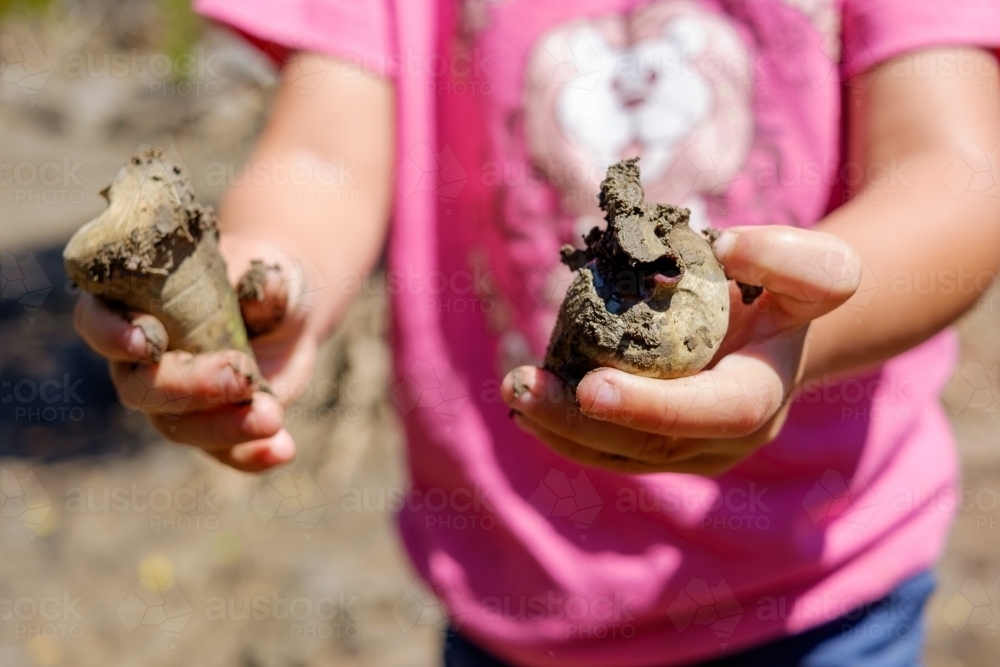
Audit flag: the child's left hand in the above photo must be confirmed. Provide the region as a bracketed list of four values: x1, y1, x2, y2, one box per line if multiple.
[502, 225, 862, 475]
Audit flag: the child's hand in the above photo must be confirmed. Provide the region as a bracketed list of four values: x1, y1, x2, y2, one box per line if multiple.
[502, 226, 862, 475]
[73, 236, 317, 472]
[71, 52, 393, 473]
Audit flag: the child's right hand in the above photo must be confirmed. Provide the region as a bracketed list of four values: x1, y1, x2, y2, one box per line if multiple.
[71, 52, 395, 472]
[72, 237, 318, 472]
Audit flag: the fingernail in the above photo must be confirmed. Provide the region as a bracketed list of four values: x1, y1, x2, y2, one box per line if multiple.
[503, 367, 536, 406]
[265, 430, 296, 465]
[246, 393, 282, 435]
[132, 317, 166, 362]
[223, 362, 255, 403]
[713, 230, 737, 261]
[126, 326, 147, 358]
[512, 369, 533, 400]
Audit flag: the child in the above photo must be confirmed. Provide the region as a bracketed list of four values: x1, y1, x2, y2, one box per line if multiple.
[74, 0, 1000, 664]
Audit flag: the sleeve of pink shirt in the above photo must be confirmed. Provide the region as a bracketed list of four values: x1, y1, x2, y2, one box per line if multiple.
[840, 0, 1000, 78]
[193, 0, 396, 77]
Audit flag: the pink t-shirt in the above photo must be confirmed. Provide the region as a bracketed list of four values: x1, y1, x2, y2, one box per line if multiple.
[197, 1, 1000, 665]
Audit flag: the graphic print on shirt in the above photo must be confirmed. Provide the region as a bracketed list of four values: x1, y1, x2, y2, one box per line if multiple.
[522, 1, 754, 235]
[465, 0, 842, 375]
[485, 1, 757, 373]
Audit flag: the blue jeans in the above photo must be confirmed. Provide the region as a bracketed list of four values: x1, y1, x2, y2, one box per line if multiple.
[444, 571, 934, 667]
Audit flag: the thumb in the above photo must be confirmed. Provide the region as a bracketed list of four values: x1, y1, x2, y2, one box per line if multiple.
[713, 225, 861, 321]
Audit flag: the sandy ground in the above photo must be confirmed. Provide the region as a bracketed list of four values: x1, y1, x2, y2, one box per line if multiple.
[1, 4, 998, 666]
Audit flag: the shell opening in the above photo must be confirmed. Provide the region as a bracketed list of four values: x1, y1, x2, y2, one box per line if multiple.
[596, 254, 681, 304]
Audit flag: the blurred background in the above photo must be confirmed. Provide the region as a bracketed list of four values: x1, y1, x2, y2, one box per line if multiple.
[0, 1, 997, 665]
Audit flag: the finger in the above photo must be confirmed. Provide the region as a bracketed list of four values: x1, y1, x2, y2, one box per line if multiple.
[505, 361, 781, 441]
[253, 327, 317, 405]
[516, 410, 721, 466]
[514, 413, 651, 471]
[149, 392, 283, 448]
[707, 281, 763, 362]
[74, 294, 167, 362]
[110, 349, 261, 414]
[714, 226, 861, 325]
[577, 353, 790, 438]
[503, 366, 633, 454]
[711, 284, 818, 364]
[237, 260, 290, 337]
[515, 414, 742, 476]
[575, 353, 788, 439]
[503, 366, 760, 459]
[208, 429, 297, 472]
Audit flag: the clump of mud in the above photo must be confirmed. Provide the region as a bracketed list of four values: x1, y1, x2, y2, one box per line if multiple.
[544, 158, 729, 386]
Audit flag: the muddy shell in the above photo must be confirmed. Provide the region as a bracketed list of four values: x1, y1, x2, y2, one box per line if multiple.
[63, 146, 254, 358]
[544, 158, 729, 386]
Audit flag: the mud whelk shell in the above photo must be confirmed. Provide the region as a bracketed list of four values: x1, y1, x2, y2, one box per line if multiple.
[544, 158, 729, 386]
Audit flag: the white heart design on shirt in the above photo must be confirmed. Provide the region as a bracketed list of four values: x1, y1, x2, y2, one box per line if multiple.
[555, 18, 711, 182]
[524, 1, 754, 226]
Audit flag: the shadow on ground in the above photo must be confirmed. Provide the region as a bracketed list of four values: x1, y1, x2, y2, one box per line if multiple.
[1, 246, 147, 460]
